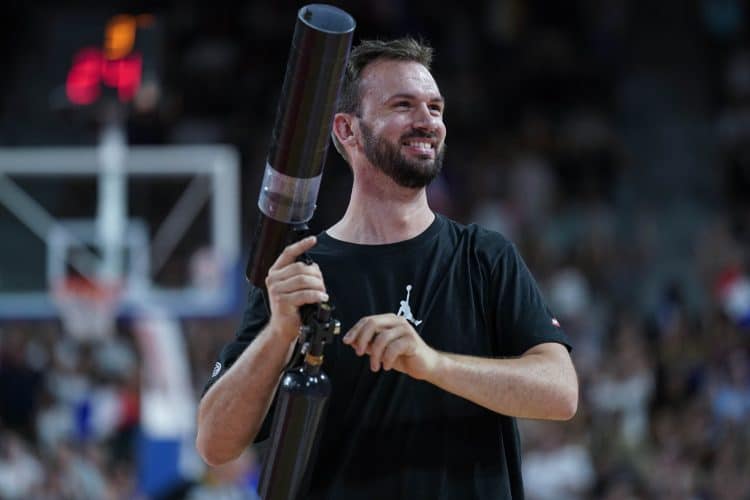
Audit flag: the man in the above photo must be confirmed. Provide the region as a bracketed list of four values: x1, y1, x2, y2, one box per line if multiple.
[196, 38, 578, 499]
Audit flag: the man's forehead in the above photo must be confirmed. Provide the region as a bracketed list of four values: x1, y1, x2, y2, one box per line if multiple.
[359, 59, 441, 103]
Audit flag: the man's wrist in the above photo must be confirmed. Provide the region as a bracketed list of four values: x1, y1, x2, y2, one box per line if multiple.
[423, 349, 449, 384]
[264, 320, 300, 348]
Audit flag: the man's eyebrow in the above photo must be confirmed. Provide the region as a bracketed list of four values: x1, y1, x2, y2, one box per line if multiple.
[386, 93, 445, 104]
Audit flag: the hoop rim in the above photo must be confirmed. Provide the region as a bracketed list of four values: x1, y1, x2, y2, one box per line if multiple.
[51, 276, 123, 340]
[51, 276, 122, 300]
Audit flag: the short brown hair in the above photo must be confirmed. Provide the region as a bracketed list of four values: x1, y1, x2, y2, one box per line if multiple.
[332, 37, 434, 161]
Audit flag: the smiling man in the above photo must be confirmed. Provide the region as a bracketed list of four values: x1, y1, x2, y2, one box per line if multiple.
[197, 38, 578, 499]
[351, 55, 447, 189]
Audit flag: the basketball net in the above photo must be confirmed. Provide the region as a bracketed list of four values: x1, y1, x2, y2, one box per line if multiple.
[52, 277, 121, 341]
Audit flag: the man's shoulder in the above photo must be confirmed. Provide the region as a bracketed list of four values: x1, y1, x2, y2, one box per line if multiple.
[437, 214, 514, 258]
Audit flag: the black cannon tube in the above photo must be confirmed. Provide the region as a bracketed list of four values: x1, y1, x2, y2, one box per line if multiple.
[246, 4, 355, 287]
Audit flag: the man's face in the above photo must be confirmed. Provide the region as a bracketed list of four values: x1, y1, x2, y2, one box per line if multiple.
[354, 59, 447, 188]
[359, 119, 446, 188]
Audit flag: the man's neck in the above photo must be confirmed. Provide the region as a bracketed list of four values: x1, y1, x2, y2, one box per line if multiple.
[327, 169, 435, 244]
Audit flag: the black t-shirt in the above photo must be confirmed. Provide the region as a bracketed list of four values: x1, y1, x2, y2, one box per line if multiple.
[204, 214, 570, 499]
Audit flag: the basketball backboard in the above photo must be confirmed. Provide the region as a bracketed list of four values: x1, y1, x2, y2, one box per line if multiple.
[0, 144, 242, 320]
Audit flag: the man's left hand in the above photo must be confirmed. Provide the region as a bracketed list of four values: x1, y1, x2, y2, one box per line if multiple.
[342, 313, 440, 380]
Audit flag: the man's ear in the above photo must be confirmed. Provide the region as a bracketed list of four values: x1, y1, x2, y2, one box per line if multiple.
[333, 113, 356, 146]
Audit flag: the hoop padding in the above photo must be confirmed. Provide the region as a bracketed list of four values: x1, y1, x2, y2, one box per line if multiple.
[52, 278, 121, 341]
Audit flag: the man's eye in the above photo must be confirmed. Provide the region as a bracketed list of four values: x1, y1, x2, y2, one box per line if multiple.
[430, 105, 443, 114]
[395, 101, 411, 109]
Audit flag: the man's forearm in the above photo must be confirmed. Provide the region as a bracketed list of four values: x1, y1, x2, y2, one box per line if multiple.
[425, 343, 578, 421]
[196, 325, 295, 466]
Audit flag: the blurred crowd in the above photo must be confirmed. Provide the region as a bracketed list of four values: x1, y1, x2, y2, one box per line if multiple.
[2, 0, 750, 498]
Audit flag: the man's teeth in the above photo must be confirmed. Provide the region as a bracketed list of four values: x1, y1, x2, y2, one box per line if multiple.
[407, 142, 433, 149]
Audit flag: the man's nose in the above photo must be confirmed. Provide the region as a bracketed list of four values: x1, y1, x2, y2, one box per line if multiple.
[412, 103, 439, 131]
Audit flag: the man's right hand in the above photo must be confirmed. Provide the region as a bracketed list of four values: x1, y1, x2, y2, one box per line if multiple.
[265, 236, 328, 345]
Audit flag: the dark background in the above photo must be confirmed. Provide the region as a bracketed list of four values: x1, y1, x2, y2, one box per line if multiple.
[1, 0, 749, 498]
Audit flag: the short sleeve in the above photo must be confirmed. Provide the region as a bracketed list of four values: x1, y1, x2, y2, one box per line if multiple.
[201, 285, 270, 395]
[494, 244, 571, 356]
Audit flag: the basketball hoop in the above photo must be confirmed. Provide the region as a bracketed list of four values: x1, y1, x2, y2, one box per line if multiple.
[52, 277, 121, 341]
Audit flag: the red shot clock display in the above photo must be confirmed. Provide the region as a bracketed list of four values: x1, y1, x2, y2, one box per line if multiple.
[65, 14, 154, 106]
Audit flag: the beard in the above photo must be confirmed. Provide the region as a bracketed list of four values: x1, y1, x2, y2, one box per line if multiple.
[360, 121, 446, 189]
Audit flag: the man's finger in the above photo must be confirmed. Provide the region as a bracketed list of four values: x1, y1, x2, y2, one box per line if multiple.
[270, 274, 326, 295]
[367, 327, 404, 371]
[381, 337, 412, 371]
[343, 314, 399, 343]
[281, 289, 329, 308]
[352, 317, 380, 356]
[347, 316, 395, 356]
[268, 261, 322, 284]
[269, 236, 317, 271]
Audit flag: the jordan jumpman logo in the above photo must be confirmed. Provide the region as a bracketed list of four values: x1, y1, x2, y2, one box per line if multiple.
[397, 284, 422, 326]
